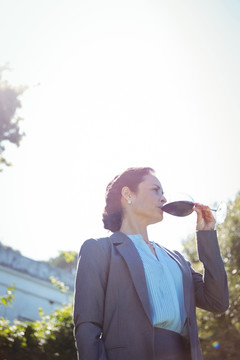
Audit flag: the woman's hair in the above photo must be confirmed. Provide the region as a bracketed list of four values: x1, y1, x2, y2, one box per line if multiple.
[102, 167, 154, 232]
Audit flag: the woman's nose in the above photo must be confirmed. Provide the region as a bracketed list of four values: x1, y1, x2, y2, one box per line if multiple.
[161, 195, 167, 204]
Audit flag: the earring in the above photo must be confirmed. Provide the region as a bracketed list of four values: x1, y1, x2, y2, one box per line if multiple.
[128, 199, 132, 204]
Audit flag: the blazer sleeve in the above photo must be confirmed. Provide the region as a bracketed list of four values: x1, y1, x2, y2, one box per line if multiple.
[191, 230, 229, 313]
[73, 239, 109, 360]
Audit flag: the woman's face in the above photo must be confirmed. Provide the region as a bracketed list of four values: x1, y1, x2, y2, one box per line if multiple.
[127, 173, 167, 226]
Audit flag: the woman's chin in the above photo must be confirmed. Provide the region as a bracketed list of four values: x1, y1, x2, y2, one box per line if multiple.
[150, 214, 163, 225]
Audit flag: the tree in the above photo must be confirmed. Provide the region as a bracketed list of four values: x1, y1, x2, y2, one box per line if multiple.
[182, 192, 240, 359]
[0, 65, 25, 170]
[47, 251, 78, 274]
[0, 305, 77, 360]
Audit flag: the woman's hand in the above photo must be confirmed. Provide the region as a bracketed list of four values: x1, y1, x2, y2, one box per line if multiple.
[194, 203, 216, 231]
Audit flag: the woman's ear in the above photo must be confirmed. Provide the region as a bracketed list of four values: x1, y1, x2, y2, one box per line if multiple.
[121, 186, 132, 203]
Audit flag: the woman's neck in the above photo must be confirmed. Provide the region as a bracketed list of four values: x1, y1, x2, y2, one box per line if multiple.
[120, 217, 149, 243]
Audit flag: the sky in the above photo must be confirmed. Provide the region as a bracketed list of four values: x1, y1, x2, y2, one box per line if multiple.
[0, 0, 239, 261]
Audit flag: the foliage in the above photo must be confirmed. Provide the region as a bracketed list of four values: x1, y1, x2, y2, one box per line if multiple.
[0, 286, 15, 307]
[47, 251, 78, 274]
[49, 276, 70, 294]
[0, 65, 26, 170]
[0, 305, 77, 360]
[182, 192, 240, 359]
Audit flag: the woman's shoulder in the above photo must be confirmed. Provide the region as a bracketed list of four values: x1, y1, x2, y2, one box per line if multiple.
[80, 235, 112, 256]
[74, 237, 113, 274]
[82, 235, 112, 246]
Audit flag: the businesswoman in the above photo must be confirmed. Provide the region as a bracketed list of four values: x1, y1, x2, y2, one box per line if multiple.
[73, 167, 229, 360]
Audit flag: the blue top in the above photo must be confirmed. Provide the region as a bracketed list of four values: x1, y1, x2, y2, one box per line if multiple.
[128, 234, 186, 334]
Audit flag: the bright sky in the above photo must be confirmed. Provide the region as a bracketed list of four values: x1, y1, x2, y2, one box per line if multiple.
[0, 0, 239, 261]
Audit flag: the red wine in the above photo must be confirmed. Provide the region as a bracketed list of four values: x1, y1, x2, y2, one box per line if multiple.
[161, 201, 194, 217]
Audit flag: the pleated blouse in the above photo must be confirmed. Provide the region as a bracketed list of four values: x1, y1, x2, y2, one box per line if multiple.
[128, 234, 186, 334]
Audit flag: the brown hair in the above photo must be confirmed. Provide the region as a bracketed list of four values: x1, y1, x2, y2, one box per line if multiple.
[102, 167, 154, 232]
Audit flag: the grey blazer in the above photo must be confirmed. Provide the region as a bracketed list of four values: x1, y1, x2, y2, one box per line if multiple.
[73, 230, 229, 360]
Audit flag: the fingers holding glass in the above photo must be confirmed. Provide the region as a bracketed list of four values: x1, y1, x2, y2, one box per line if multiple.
[194, 203, 216, 231]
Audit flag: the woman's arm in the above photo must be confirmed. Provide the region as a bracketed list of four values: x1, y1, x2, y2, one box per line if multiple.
[192, 230, 229, 313]
[191, 204, 229, 312]
[73, 239, 109, 360]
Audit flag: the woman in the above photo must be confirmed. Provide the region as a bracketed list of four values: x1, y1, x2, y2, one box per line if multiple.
[73, 167, 229, 360]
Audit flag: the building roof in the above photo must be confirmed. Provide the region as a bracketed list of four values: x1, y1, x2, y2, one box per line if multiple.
[0, 247, 75, 289]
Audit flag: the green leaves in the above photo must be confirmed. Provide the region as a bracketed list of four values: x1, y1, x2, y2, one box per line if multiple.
[49, 276, 70, 294]
[47, 250, 78, 273]
[0, 285, 15, 307]
[0, 305, 77, 360]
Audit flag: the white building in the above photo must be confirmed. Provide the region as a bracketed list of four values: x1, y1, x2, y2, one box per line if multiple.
[0, 247, 75, 322]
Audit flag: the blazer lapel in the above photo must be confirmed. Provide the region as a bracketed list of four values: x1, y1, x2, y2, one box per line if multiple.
[110, 232, 152, 325]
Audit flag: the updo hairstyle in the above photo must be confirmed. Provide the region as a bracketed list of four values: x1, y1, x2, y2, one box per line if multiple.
[102, 167, 154, 232]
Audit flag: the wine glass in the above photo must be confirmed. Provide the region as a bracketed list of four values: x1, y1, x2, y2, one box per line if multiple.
[161, 193, 227, 225]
